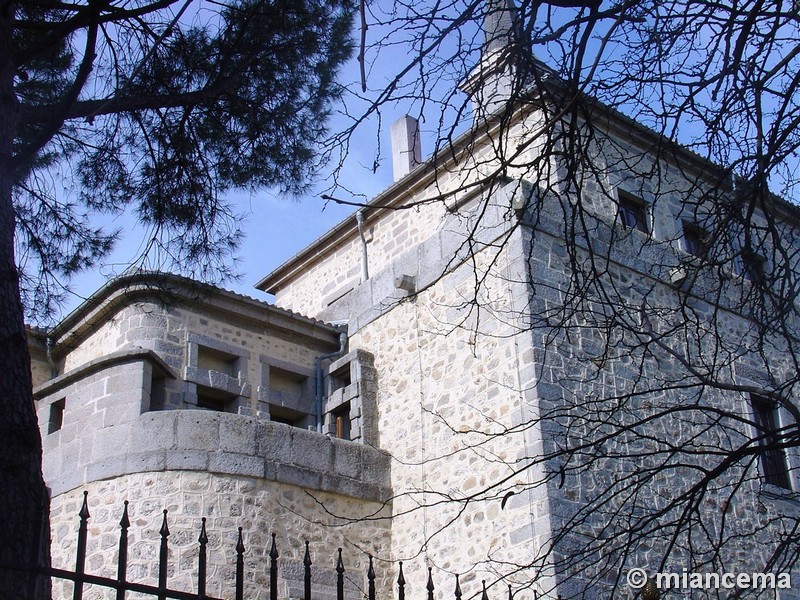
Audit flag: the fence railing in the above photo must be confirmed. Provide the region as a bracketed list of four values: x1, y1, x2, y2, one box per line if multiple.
[12, 492, 530, 600]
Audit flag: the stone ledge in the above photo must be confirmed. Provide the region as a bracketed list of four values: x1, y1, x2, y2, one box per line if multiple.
[44, 410, 392, 503]
[33, 347, 177, 400]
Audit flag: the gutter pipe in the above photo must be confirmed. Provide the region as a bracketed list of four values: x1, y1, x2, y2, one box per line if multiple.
[356, 210, 369, 283]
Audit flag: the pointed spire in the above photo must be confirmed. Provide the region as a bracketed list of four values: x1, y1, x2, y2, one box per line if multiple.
[484, 0, 520, 54]
[461, 0, 528, 121]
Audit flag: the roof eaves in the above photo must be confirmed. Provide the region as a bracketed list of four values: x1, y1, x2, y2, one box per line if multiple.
[49, 272, 342, 353]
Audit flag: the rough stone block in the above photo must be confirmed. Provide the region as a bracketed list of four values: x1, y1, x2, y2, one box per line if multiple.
[290, 429, 333, 472]
[209, 451, 265, 478]
[219, 414, 257, 455]
[92, 424, 132, 461]
[256, 421, 292, 461]
[49, 467, 86, 496]
[135, 412, 177, 450]
[86, 455, 128, 483]
[174, 410, 220, 450]
[126, 450, 167, 474]
[275, 464, 322, 490]
[165, 450, 209, 471]
[360, 448, 391, 487]
[59, 439, 83, 471]
[331, 442, 362, 480]
[321, 475, 370, 501]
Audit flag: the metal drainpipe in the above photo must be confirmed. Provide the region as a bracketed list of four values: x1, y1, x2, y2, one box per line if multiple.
[356, 210, 369, 283]
[46, 335, 58, 378]
[315, 332, 347, 433]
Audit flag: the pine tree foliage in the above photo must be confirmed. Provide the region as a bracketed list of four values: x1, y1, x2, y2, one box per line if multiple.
[9, 0, 353, 319]
[0, 1, 352, 597]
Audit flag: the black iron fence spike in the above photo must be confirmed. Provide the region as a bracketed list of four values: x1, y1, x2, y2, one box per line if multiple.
[158, 510, 169, 596]
[159, 509, 169, 538]
[304, 540, 312, 600]
[427, 566, 435, 600]
[508, 584, 513, 600]
[78, 491, 90, 520]
[336, 548, 344, 573]
[119, 500, 130, 529]
[481, 580, 488, 600]
[269, 532, 279, 559]
[397, 561, 406, 600]
[335, 548, 344, 600]
[236, 527, 245, 554]
[115, 501, 129, 600]
[198, 517, 208, 599]
[199, 517, 208, 545]
[367, 555, 376, 600]
[269, 532, 279, 600]
[236, 528, 245, 600]
[454, 574, 462, 600]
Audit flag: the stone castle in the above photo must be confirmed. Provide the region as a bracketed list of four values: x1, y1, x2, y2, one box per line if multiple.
[30, 1, 800, 599]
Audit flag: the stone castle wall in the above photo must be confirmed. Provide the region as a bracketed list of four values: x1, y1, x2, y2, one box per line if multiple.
[49, 471, 392, 600]
[36, 278, 394, 600]
[275, 178, 561, 597]
[266, 102, 800, 598]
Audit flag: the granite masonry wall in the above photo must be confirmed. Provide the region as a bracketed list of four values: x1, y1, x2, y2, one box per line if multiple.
[35, 280, 393, 600]
[265, 103, 800, 598]
[49, 471, 392, 600]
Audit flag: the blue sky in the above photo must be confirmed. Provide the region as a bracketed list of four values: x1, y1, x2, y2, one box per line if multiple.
[59, 53, 414, 318]
[55, 1, 486, 320]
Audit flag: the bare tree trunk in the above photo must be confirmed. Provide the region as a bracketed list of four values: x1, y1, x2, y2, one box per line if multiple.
[0, 3, 51, 598]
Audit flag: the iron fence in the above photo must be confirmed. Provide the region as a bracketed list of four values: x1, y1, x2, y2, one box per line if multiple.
[6, 492, 526, 600]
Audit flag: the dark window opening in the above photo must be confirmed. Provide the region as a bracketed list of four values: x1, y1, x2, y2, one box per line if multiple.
[682, 221, 709, 258]
[150, 375, 166, 411]
[742, 250, 767, 282]
[268, 367, 309, 408]
[329, 364, 352, 395]
[618, 194, 648, 234]
[332, 402, 352, 440]
[48, 398, 65, 434]
[752, 395, 792, 490]
[198, 346, 238, 378]
[196, 386, 236, 413]
[269, 405, 310, 428]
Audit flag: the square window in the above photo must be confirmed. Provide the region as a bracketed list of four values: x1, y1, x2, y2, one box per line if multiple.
[682, 221, 709, 258]
[196, 386, 237, 412]
[197, 345, 239, 378]
[48, 398, 65, 434]
[269, 367, 309, 408]
[332, 402, 352, 440]
[618, 194, 648, 234]
[269, 405, 311, 428]
[751, 395, 792, 490]
[741, 250, 766, 282]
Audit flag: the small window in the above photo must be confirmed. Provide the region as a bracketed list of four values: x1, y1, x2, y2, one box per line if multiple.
[196, 386, 237, 412]
[618, 193, 648, 234]
[198, 346, 238, 378]
[332, 402, 352, 440]
[48, 398, 65, 434]
[269, 405, 311, 428]
[682, 221, 709, 258]
[741, 250, 766, 282]
[329, 364, 352, 396]
[269, 367, 309, 407]
[751, 395, 791, 490]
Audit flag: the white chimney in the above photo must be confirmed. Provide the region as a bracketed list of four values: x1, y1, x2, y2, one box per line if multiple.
[391, 115, 422, 181]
